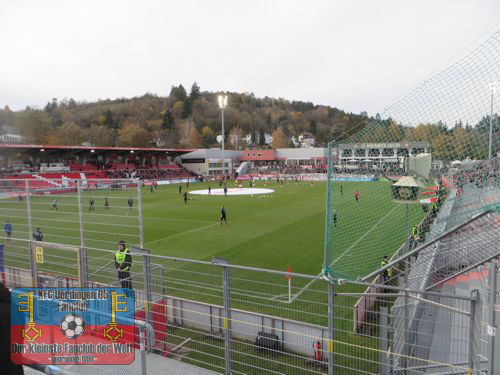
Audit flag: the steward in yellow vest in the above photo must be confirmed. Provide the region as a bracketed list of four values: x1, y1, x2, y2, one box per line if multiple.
[115, 240, 133, 289]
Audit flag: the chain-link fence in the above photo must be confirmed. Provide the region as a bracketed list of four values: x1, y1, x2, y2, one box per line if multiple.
[0, 179, 143, 251]
[323, 26, 500, 281]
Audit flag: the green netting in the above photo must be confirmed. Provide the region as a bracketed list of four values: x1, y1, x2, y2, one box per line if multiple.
[323, 27, 500, 281]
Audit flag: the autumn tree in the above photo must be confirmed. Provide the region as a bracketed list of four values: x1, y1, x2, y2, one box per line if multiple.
[117, 120, 151, 147]
[51, 122, 86, 145]
[14, 109, 53, 143]
[271, 127, 288, 148]
[86, 124, 113, 146]
[178, 120, 202, 148]
[201, 125, 216, 147]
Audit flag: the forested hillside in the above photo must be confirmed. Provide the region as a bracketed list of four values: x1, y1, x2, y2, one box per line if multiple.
[0, 82, 496, 158]
[0, 83, 370, 149]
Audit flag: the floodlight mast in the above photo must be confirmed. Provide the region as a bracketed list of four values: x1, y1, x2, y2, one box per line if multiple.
[218, 95, 228, 179]
[488, 82, 496, 160]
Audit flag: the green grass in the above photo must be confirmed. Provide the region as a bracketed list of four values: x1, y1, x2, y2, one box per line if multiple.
[0, 179, 425, 374]
[1, 180, 423, 277]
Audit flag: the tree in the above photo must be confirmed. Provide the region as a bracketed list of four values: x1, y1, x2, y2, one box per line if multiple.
[14, 110, 53, 143]
[387, 120, 403, 142]
[190, 82, 201, 101]
[178, 120, 202, 148]
[181, 98, 193, 119]
[201, 125, 216, 147]
[102, 109, 115, 128]
[161, 109, 175, 129]
[117, 121, 151, 147]
[170, 84, 187, 101]
[172, 101, 184, 116]
[309, 120, 317, 135]
[86, 124, 113, 146]
[51, 122, 86, 145]
[271, 127, 287, 148]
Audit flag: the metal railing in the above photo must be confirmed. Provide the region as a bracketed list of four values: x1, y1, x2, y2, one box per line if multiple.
[1, 235, 493, 374]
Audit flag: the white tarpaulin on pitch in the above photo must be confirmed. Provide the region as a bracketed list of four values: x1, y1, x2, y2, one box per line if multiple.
[189, 188, 275, 196]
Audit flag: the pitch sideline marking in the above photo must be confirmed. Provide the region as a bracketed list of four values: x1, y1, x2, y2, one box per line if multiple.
[287, 204, 401, 303]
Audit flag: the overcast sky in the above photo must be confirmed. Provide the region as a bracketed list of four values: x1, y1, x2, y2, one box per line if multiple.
[0, 0, 499, 115]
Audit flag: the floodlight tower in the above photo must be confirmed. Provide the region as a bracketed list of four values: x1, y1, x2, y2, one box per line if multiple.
[488, 81, 496, 160]
[218, 94, 228, 178]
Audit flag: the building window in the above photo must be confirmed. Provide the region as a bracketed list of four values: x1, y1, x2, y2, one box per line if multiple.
[382, 148, 394, 157]
[397, 148, 409, 157]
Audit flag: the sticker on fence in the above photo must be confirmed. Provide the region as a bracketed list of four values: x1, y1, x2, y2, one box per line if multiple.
[11, 288, 135, 365]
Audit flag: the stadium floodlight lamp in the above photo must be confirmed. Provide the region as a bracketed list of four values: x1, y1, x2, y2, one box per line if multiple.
[40, 149, 45, 152]
[130, 150, 134, 154]
[218, 95, 228, 109]
[90, 149, 95, 153]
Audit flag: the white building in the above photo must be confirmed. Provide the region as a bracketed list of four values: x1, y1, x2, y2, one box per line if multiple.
[297, 132, 316, 148]
[1, 133, 23, 143]
[338, 142, 431, 167]
[180, 148, 242, 176]
[0, 125, 23, 143]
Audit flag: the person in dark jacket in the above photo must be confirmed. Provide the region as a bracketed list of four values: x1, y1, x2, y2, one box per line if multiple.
[0, 282, 24, 374]
[114, 241, 133, 289]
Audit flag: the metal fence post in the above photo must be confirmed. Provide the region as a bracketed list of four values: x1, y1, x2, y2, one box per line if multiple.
[137, 182, 144, 248]
[25, 180, 32, 240]
[380, 306, 389, 375]
[405, 204, 410, 253]
[328, 281, 335, 375]
[469, 289, 479, 372]
[139, 326, 147, 375]
[488, 262, 497, 375]
[78, 247, 88, 287]
[29, 241, 38, 287]
[76, 183, 88, 287]
[76, 182, 85, 248]
[143, 251, 153, 334]
[213, 257, 232, 375]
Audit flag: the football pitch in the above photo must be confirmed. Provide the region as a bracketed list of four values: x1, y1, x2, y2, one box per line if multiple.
[1, 179, 424, 279]
[0, 179, 425, 373]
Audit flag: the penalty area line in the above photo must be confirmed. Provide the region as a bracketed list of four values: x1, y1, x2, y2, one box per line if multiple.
[288, 204, 401, 303]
